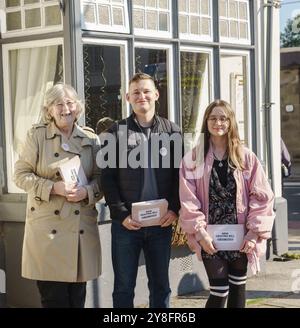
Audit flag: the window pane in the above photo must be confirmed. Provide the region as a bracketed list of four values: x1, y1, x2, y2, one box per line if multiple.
[159, 0, 168, 9]
[219, 0, 250, 43]
[135, 48, 168, 118]
[179, 14, 188, 34]
[239, 22, 248, 39]
[133, 0, 171, 35]
[45, 5, 61, 26]
[6, 0, 20, 7]
[9, 44, 63, 154]
[190, 0, 199, 14]
[201, 0, 209, 15]
[178, 0, 187, 12]
[6, 11, 21, 31]
[220, 20, 228, 37]
[201, 17, 210, 35]
[98, 5, 110, 25]
[83, 44, 125, 128]
[83, 4, 96, 24]
[179, 0, 212, 40]
[230, 21, 238, 38]
[146, 11, 158, 30]
[229, 0, 238, 19]
[133, 9, 145, 28]
[220, 54, 248, 144]
[146, 0, 156, 8]
[112, 7, 124, 25]
[82, 0, 129, 33]
[134, 0, 145, 5]
[190, 16, 200, 35]
[181, 51, 210, 134]
[159, 12, 168, 31]
[239, 2, 247, 20]
[25, 8, 41, 28]
[24, 0, 40, 4]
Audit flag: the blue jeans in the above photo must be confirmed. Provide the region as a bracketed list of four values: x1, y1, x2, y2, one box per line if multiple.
[111, 221, 172, 308]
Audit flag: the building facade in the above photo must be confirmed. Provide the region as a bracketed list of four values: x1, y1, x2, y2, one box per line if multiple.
[0, 0, 286, 307]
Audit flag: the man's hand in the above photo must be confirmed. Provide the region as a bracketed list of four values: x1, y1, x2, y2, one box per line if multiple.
[122, 215, 142, 230]
[159, 210, 178, 227]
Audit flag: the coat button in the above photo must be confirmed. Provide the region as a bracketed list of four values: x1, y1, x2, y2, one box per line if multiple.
[54, 152, 59, 157]
[30, 207, 35, 211]
[94, 192, 100, 197]
[51, 229, 57, 234]
[54, 210, 60, 215]
[79, 230, 84, 234]
[74, 210, 80, 215]
[34, 196, 41, 201]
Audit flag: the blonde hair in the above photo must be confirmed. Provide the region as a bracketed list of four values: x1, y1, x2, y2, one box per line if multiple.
[201, 99, 245, 171]
[42, 83, 84, 123]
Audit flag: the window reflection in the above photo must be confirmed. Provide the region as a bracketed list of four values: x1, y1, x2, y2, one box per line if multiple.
[181, 51, 210, 134]
[135, 48, 168, 118]
[83, 45, 125, 130]
[220, 53, 248, 145]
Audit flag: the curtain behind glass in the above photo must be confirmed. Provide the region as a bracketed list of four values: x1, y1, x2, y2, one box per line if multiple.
[10, 45, 63, 155]
[181, 51, 209, 135]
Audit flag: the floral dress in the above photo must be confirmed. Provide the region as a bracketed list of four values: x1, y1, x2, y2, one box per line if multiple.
[201, 159, 242, 261]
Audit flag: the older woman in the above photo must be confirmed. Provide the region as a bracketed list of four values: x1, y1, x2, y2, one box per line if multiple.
[179, 99, 274, 308]
[14, 83, 102, 308]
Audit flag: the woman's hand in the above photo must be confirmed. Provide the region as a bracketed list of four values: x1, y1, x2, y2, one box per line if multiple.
[51, 181, 68, 197]
[199, 236, 218, 255]
[240, 239, 256, 253]
[122, 215, 142, 230]
[66, 185, 88, 202]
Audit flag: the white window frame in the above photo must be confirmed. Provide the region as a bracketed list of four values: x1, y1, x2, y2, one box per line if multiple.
[220, 49, 252, 148]
[81, 0, 130, 34]
[219, 0, 251, 45]
[133, 0, 172, 39]
[134, 42, 174, 121]
[2, 38, 64, 193]
[179, 0, 213, 42]
[0, 0, 63, 38]
[82, 38, 130, 118]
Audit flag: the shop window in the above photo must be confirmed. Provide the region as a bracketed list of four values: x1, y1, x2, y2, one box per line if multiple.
[179, 0, 212, 41]
[1, 0, 62, 37]
[135, 47, 170, 119]
[81, 0, 130, 33]
[83, 42, 128, 131]
[219, 0, 250, 44]
[132, 0, 172, 37]
[220, 52, 250, 145]
[2, 40, 64, 193]
[180, 49, 212, 136]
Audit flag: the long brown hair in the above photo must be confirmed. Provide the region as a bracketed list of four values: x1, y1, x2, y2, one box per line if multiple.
[201, 99, 245, 171]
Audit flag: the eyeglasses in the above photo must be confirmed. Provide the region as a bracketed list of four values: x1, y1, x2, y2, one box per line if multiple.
[208, 116, 229, 124]
[55, 101, 76, 110]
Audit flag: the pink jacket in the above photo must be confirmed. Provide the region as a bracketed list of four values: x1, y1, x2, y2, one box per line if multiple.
[179, 145, 275, 274]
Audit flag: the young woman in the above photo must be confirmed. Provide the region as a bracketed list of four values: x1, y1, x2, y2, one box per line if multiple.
[179, 100, 274, 308]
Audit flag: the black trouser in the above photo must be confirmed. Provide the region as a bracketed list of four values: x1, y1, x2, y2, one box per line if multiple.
[36, 281, 86, 308]
[202, 254, 248, 308]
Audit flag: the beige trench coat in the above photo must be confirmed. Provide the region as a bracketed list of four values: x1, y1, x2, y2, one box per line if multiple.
[14, 122, 102, 282]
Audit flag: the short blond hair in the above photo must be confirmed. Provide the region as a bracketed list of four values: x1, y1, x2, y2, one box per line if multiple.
[42, 83, 84, 123]
[128, 72, 156, 88]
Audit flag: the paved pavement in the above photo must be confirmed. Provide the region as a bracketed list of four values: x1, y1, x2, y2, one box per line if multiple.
[169, 226, 300, 308]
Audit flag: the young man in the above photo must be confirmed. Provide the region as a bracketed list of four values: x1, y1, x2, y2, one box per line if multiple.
[101, 73, 181, 308]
